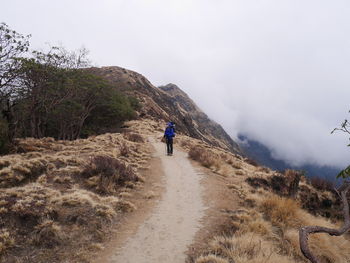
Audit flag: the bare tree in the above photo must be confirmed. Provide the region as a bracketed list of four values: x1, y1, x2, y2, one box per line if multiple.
[0, 22, 30, 142]
[0, 23, 30, 95]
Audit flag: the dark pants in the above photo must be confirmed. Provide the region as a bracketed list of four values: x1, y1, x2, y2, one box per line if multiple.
[166, 137, 173, 154]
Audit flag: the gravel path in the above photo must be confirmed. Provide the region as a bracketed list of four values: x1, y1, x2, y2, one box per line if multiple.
[108, 138, 205, 263]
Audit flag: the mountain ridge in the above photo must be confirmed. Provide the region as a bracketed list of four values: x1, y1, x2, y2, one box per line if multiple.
[88, 66, 241, 154]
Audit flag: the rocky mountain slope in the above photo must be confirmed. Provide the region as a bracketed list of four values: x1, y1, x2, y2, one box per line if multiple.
[88, 66, 240, 154]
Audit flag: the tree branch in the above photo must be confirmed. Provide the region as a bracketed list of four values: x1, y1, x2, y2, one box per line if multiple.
[299, 181, 350, 263]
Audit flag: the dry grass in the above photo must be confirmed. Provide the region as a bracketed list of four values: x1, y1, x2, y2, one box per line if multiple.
[0, 229, 14, 255]
[195, 254, 230, 263]
[32, 219, 64, 247]
[196, 190, 350, 263]
[181, 134, 250, 180]
[189, 146, 221, 170]
[123, 132, 145, 143]
[82, 155, 139, 194]
[244, 158, 259, 167]
[0, 119, 154, 263]
[120, 142, 130, 157]
[187, 133, 350, 263]
[260, 196, 303, 228]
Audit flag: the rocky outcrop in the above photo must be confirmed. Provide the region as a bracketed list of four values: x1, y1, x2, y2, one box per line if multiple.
[88, 66, 240, 153]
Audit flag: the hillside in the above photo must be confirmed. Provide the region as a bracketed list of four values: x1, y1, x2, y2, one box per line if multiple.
[0, 66, 349, 263]
[0, 120, 157, 262]
[87, 66, 240, 154]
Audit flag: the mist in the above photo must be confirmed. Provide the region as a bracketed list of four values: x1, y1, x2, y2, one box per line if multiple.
[3, 0, 350, 168]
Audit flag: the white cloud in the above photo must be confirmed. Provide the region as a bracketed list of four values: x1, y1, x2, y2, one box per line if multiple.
[2, 0, 350, 167]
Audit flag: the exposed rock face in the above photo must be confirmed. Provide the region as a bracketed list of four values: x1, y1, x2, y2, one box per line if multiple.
[88, 66, 240, 153]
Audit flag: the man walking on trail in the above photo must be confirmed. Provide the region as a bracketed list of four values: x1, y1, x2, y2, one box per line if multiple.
[164, 122, 175, 155]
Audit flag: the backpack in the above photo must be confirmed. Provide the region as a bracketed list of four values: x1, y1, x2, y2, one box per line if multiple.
[165, 125, 175, 138]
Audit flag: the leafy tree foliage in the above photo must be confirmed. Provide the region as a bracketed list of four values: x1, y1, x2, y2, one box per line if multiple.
[0, 23, 139, 152]
[14, 47, 138, 140]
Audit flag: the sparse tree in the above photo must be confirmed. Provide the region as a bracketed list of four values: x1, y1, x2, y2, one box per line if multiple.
[0, 23, 138, 146]
[0, 22, 30, 142]
[287, 169, 302, 199]
[16, 47, 90, 138]
[299, 114, 350, 263]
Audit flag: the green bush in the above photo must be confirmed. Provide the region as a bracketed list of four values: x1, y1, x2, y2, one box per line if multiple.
[82, 90, 137, 136]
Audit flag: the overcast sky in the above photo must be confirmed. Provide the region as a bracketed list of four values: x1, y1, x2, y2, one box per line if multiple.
[3, 0, 350, 168]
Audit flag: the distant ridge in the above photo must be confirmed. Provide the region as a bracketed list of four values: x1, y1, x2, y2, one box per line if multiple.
[239, 134, 340, 181]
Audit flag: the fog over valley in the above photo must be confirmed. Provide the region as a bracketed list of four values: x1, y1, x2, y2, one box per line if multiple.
[3, 0, 350, 170]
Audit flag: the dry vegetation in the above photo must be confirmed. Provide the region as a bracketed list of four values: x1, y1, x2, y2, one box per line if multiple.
[178, 135, 350, 263]
[0, 119, 159, 263]
[2, 116, 347, 263]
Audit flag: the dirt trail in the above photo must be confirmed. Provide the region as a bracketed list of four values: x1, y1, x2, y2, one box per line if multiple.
[108, 137, 205, 263]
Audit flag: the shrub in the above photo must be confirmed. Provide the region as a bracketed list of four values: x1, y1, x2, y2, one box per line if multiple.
[127, 96, 140, 110]
[123, 132, 144, 143]
[0, 229, 14, 255]
[82, 156, 137, 194]
[82, 90, 137, 137]
[228, 159, 242, 169]
[260, 196, 301, 228]
[246, 177, 269, 189]
[196, 233, 296, 263]
[188, 146, 220, 169]
[309, 176, 334, 192]
[257, 166, 269, 173]
[0, 158, 48, 188]
[32, 220, 63, 248]
[120, 142, 130, 157]
[195, 255, 229, 263]
[244, 158, 259, 167]
[270, 174, 288, 193]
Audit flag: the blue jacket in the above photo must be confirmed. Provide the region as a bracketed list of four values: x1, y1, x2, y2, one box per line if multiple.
[164, 126, 175, 139]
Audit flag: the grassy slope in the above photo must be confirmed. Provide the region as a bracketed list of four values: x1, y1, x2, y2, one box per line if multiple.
[1, 118, 349, 263]
[0, 119, 161, 263]
[175, 134, 350, 263]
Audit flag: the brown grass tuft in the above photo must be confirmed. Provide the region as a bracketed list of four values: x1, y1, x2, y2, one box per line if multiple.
[244, 158, 259, 167]
[0, 119, 153, 263]
[123, 132, 144, 143]
[188, 146, 221, 169]
[195, 254, 230, 263]
[120, 142, 130, 157]
[115, 200, 137, 212]
[0, 229, 14, 255]
[82, 155, 138, 194]
[202, 234, 296, 263]
[260, 196, 302, 228]
[32, 220, 64, 248]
